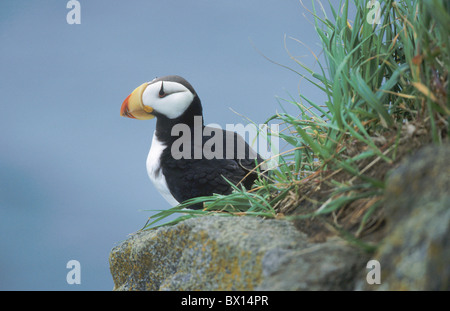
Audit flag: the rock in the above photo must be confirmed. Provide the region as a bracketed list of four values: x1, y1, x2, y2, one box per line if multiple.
[109, 215, 366, 291]
[357, 143, 450, 290]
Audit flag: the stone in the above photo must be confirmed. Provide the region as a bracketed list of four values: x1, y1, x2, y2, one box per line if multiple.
[109, 215, 366, 291]
[357, 143, 450, 290]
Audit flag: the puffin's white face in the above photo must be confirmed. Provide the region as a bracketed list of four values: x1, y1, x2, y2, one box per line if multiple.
[142, 80, 194, 119]
[121, 78, 195, 120]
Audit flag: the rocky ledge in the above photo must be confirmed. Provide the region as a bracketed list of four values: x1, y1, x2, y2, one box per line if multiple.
[109, 143, 449, 290]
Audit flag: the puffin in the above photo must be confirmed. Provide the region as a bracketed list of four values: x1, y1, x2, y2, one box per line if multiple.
[120, 75, 265, 209]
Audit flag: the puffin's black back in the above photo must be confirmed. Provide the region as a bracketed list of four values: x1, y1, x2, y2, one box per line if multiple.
[159, 125, 264, 209]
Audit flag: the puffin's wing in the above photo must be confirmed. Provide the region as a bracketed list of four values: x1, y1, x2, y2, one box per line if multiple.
[161, 157, 248, 207]
[161, 127, 266, 208]
[200, 127, 267, 191]
[202, 126, 266, 170]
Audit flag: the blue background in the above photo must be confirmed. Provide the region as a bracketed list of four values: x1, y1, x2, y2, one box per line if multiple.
[0, 0, 329, 290]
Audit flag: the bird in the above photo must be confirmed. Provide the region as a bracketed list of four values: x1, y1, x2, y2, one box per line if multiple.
[120, 75, 265, 209]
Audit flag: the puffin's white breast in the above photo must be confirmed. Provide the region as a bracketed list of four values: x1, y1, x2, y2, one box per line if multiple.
[146, 132, 180, 207]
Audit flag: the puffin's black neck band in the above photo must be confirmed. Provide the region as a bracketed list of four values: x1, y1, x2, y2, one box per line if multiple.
[155, 96, 204, 144]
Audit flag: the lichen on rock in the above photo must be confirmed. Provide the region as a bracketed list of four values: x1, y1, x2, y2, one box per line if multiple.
[357, 143, 450, 290]
[109, 215, 365, 291]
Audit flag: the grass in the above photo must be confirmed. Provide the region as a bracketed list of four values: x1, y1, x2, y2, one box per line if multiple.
[142, 0, 449, 244]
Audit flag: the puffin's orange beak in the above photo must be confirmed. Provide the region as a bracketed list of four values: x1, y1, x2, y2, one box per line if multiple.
[120, 83, 155, 120]
[120, 93, 135, 118]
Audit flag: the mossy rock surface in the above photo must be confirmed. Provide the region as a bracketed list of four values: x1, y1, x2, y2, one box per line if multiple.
[358, 143, 450, 290]
[110, 215, 364, 291]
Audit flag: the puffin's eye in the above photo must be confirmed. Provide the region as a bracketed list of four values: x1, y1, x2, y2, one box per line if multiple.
[159, 82, 166, 98]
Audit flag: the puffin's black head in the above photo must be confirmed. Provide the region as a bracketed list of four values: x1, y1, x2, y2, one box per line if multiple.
[120, 75, 201, 120]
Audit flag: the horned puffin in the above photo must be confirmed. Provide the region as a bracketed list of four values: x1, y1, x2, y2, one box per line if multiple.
[120, 75, 265, 209]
